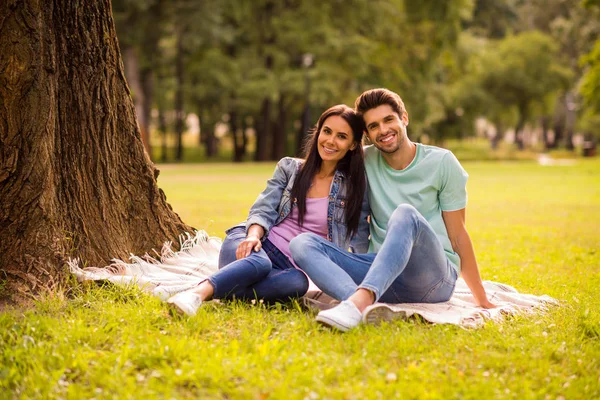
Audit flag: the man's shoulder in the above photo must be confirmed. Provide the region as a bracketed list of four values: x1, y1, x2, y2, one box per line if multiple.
[418, 143, 454, 160]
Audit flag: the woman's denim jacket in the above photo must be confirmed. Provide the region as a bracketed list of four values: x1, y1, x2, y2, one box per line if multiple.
[231, 157, 370, 253]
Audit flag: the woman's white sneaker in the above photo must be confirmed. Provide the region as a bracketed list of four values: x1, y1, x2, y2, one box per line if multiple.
[167, 291, 203, 316]
[315, 300, 362, 332]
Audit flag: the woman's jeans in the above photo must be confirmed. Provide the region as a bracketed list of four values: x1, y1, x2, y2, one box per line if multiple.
[210, 226, 309, 302]
[289, 204, 458, 304]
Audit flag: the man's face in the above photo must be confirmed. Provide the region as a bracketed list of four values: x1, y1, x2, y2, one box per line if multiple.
[363, 104, 408, 154]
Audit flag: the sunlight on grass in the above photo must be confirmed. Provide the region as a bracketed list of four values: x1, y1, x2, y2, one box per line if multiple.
[1, 159, 599, 399]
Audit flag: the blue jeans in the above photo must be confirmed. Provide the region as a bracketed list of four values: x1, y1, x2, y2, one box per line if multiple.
[289, 204, 457, 303]
[210, 226, 309, 302]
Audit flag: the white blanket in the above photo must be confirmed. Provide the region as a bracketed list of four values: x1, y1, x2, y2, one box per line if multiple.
[69, 230, 558, 328]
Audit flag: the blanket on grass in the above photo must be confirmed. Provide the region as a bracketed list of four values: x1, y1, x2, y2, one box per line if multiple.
[68, 231, 558, 328]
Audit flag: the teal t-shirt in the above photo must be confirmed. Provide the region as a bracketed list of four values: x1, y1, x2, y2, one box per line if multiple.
[364, 143, 468, 272]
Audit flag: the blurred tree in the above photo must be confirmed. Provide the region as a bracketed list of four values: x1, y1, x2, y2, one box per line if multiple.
[474, 32, 571, 149]
[0, 0, 192, 301]
[113, 0, 168, 160]
[514, 0, 600, 149]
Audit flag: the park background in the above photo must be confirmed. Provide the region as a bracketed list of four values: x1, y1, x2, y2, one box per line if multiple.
[1, 0, 600, 399]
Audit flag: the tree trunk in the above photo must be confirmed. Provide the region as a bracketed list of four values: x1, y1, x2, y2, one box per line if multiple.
[0, 0, 192, 301]
[123, 45, 153, 160]
[123, 45, 152, 159]
[199, 105, 217, 158]
[514, 109, 526, 151]
[230, 109, 242, 162]
[140, 68, 154, 159]
[158, 107, 169, 163]
[540, 116, 550, 150]
[271, 94, 287, 160]
[174, 27, 185, 162]
[564, 91, 576, 151]
[490, 121, 502, 150]
[255, 98, 272, 161]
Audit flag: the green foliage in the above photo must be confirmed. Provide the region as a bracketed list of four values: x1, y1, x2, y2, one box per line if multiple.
[2, 160, 600, 398]
[580, 40, 600, 112]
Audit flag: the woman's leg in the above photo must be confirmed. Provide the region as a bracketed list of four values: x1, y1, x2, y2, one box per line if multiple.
[222, 239, 309, 302]
[289, 233, 376, 301]
[204, 226, 272, 299]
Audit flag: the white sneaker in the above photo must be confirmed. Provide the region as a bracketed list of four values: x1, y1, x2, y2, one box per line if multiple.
[167, 291, 203, 316]
[315, 300, 362, 332]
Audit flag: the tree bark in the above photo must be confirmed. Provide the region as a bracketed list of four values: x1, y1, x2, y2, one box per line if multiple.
[0, 0, 192, 302]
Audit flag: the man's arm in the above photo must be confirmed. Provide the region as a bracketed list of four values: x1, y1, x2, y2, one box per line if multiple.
[442, 208, 496, 308]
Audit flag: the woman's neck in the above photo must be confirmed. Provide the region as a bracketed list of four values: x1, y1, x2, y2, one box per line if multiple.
[317, 162, 336, 179]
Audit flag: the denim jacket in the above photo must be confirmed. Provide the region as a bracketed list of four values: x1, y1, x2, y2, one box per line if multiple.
[232, 157, 370, 253]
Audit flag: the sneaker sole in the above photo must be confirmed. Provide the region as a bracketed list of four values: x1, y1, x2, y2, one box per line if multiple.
[167, 300, 196, 317]
[315, 314, 352, 332]
[364, 305, 408, 325]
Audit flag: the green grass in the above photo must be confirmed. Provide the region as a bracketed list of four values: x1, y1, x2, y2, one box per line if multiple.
[2, 159, 600, 399]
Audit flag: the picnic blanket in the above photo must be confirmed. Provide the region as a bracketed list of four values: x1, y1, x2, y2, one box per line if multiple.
[68, 230, 558, 328]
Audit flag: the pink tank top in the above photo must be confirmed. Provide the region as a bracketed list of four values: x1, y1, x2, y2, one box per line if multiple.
[268, 197, 329, 267]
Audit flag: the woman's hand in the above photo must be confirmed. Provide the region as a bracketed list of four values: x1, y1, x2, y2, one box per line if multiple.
[235, 236, 262, 259]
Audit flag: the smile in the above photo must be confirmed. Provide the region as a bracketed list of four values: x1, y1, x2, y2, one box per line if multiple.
[321, 146, 338, 154]
[378, 133, 396, 143]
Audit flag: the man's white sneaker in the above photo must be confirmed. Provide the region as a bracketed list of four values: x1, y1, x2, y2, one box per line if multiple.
[315, 300, 362, 332]
[167, 291, 203, 316]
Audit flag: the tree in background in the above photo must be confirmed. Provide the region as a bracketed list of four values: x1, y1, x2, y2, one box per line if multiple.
[0, 0, 192, 301]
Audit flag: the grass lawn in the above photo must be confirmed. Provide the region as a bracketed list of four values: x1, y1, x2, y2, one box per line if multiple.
[1, 159, 599, 399]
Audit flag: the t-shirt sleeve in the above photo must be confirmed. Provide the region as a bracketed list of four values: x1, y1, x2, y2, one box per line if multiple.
[439, 152, 468, 211]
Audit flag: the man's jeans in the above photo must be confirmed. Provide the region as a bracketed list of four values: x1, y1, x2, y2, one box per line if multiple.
[290, 204, 457, 303]
[210, 226, 308, 302]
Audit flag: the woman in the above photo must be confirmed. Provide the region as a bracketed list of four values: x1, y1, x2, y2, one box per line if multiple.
[167, 104, 370, 316]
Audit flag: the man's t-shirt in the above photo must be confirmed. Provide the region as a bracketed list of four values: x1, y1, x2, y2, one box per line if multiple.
[364, 143, 468, 273]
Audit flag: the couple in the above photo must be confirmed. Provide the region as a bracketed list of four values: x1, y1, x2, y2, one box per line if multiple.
[167, 88, 495, 331]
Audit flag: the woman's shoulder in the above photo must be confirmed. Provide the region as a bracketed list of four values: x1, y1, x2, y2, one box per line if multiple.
[277, 157, 304, 170]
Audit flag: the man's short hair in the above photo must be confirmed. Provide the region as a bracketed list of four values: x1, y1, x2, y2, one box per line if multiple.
[354, 88, 407, 118]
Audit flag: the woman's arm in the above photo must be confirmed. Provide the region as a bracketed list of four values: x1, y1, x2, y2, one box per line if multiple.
[245, 158, 295, 237]
[442, 209, 496, 308]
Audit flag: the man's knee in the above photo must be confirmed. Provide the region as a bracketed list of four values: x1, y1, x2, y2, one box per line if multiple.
[389, 204, 420, 229]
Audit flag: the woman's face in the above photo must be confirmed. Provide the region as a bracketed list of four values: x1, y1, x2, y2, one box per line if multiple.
[317, 115, 357, 164]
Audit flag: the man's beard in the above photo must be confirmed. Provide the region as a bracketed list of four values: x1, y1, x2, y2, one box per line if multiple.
[374, 131, 403, 154]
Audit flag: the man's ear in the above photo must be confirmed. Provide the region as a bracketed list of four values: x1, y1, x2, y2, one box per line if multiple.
[402, 112, 409, 126]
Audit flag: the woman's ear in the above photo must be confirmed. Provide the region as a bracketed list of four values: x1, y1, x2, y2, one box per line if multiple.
[350, 142, 358, 151]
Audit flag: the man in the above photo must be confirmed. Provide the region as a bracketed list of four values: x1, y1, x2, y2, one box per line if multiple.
[290, 88, 495, 331]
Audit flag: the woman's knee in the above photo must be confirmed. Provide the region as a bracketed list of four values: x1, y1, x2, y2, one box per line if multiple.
[283, 270, 310, 297]
[218, 226, 247, 268]
[289, 233, 321, 264]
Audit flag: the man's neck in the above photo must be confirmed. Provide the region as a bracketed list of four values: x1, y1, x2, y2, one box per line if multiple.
[381, 140, 417, 170]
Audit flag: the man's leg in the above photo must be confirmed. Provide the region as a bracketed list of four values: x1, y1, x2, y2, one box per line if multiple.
[289, 233, 376, 300]
[358, 204, 457, 305]
[314, 204, 457, 331]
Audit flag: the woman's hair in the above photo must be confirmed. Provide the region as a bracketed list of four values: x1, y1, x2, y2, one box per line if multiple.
[291, 104, 366, 241]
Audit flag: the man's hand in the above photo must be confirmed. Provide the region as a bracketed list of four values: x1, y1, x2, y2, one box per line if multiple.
[477, 299, 497, 309]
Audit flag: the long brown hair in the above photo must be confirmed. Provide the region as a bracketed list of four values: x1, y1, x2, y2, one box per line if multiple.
[291, 105, 366, 240]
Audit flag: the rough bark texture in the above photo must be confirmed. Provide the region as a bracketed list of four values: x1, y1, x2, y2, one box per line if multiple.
[0, 0, 193, 302]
